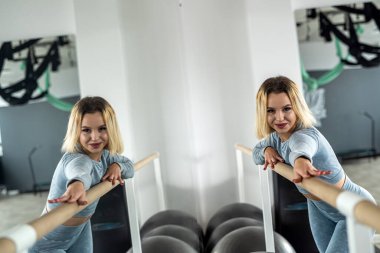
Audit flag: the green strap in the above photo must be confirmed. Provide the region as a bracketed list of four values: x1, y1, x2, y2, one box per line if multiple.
[37, 69, 74, 112]
[46, 92, 73, 112]
[302, 24, 364, 91]
[301, 36, 345, 91]
[20, 60, 74, 111]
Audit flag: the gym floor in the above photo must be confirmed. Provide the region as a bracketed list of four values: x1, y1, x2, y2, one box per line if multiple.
[0, 157, 379, 231]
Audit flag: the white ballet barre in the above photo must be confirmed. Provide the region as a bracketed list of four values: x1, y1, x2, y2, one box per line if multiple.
[235, 143, 380, 253]
[0, 151, 163, 253]
[124, 151, 166, 253]
[235, 144, 275, 252]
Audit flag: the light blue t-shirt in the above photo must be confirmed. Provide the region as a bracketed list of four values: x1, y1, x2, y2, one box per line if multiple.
[253, 127, 345, 194]
[47, 149, 134, 217]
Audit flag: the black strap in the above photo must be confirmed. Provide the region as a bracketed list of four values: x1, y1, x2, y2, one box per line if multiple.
[0, 38, 60, 105]
[319, 8, 380, 68]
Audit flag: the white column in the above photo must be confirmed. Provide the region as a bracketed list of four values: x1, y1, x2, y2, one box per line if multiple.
[245, 0, 302, 88]
[72, 0, 135, 156]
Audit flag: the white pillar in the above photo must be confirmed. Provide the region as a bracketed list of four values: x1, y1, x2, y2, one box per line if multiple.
[245, 0, 301, 88]
[72, 0, 135, 156]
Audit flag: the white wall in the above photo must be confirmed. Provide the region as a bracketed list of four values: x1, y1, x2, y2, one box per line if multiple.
[120, 0, 197, 222]
[0, 0, 75, 41]
[72, 0, 135, 157]
[246, 0, 302, 86]
[178, 0, 257, 224]
[119, 0, 302, 226]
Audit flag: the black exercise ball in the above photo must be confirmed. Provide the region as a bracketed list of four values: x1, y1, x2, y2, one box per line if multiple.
[143, 224, 203, 253]
[127, 235, 198, 253]
[140, 209, 203, 241]
[211, 226, 295, 253]
[205, 203, 262, 241]
[205, 217, 263, 253]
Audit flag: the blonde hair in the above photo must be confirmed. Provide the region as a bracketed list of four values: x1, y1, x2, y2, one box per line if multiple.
[256, 76, 315, 139]
[62, 96, 124, 155]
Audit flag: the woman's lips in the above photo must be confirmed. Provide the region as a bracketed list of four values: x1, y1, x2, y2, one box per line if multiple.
[276, 123, 287, 129]
[90, 143, 101, 149]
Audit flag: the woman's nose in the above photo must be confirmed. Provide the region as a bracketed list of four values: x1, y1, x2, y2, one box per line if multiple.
[91, 131, 99, 140]
[275, 111, 284, 121]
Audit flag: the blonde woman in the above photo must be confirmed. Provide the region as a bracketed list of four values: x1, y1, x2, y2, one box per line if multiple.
[29, 96, 134, 253]
[253, 76, 375, 253]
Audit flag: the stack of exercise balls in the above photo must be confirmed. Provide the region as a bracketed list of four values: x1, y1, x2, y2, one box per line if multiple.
[127, 202, 295, 253]
[204, 202, 296, 253]
[127, 209, 204, 253]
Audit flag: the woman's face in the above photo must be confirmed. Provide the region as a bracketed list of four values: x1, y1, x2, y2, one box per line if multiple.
[267, 92, 297, 141]
[79, 111, 109, 160]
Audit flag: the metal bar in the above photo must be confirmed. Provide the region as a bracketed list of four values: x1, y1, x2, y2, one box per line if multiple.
[259, 166, 275, 252]
[154, 157, 166, 211]
[125, 178, 142, 253]
[235, 149, 245, 202]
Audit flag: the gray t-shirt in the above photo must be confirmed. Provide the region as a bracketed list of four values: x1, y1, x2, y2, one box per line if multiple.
[253, 127, 344, 194]
[47, 149, 134, 217]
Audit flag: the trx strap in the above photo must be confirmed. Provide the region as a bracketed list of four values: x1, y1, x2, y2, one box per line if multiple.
[319, 4, 380, 68]
[0, 36, 73, 108]
[301, 36, 346, 91]
[41, 70, 73, 112]
[0, 39, 58, 105]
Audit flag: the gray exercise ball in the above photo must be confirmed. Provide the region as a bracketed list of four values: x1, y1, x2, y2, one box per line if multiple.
[127, 235, 197, 253]
[211, 226, 295, 253]
[205, 217, 263, 253]
[143, 224, 203, 252]
[205, 203, 263, 241]
[140, 209, 204, 242]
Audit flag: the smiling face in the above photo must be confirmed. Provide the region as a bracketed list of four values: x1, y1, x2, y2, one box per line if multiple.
[79, 111, 108, 160]
[267, 92, 297, 141]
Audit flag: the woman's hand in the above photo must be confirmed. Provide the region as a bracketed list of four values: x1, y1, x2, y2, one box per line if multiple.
[263, 147, 284, 170]
[292, 157, 331, 183]
[102, 163, 124, 186]
[48, 180, 88, 205]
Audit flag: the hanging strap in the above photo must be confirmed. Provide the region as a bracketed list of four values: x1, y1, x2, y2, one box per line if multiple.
[0, 38, 63, 105]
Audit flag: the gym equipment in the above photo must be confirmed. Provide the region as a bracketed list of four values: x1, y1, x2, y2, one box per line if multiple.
[143, 224, 203, 252]
[140, 209, 204, 242]
[92, 185, 131, 253]
[127, 235, 197, 253]
[205, 202, 262, 241]
[205, 217, 263, 253]
[211, 226, 296, 253]
[273, 173, 318, 252]
[28, 146, 50, 194]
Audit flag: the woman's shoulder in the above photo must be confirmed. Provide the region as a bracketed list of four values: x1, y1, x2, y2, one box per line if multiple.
[61, 152, 93, 165]
[291, 127, 321, 140]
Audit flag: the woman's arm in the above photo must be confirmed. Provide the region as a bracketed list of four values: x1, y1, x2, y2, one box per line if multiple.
[49, 154, 93, 205]
[253, 135, 283, 169]
[289, 131, 330, 182]
[102, 153, 134, 185]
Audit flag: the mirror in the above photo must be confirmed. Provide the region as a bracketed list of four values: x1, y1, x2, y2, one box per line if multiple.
[0, 34, 80, 195]
[295, 3, 380, 160]
[295, 2, 380, 208]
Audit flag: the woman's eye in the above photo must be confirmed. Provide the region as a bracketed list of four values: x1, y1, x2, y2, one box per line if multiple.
[267, 109, 274, 114]
[99, 126, 107, 132]
[284, 107, 292, 112]
[82, 128, 91, 133]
